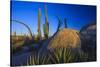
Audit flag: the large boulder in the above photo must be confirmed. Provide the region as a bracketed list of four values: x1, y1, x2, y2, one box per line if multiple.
[80, 22, 96, 60]
[48, 28, 81, 49]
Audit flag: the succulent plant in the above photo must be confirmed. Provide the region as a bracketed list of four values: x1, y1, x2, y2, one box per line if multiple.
[43, 5, 49, 39]
[37, 8, 42, 40]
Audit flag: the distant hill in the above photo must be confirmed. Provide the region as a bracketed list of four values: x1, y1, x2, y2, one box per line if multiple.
[48, 28, 81, 49]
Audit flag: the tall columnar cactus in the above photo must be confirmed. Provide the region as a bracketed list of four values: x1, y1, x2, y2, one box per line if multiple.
[64, 18, 67, 28]
[43, 23, 49, 39]
[37, 8, 42, 40]
[43, 5, 49, 39]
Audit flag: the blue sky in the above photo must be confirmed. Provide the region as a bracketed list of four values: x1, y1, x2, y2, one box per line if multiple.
[11, 1, 96, 36]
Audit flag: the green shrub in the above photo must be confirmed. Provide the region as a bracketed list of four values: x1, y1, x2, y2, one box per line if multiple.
[49, 48, 74, 63]
[26, 53, 50, 65]
[26, 48, 89, 65]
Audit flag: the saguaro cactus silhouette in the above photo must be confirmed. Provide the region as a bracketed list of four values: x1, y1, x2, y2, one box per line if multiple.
[43, 5, 49, 39]
[37, 8, 42, 40]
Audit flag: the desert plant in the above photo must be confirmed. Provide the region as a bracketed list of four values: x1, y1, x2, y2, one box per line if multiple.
[26, 53, 50, 65]
[43, 5, 49, 39]
[25, 48, 89, 66]
[48, 48, 74, 63]
[48, 48, 89, 63]
[43, 23, 49, 39]
[37, 8, 42, 40]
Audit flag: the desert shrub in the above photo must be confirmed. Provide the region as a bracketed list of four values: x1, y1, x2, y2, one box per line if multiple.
[26, 53, 50, 65]
[26, 48, 89, 65]
[48, 48, 74, 63]
[49, 48, 88, 63]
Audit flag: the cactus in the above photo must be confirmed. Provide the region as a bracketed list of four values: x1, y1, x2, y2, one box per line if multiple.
[43, 23, 49, 39]
[64, 18, 67, 28]
[37, 8, 42, 40]
[43, 5, 49, 39]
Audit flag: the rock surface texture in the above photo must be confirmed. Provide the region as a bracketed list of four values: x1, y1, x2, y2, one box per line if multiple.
[48, 28, 81, 49]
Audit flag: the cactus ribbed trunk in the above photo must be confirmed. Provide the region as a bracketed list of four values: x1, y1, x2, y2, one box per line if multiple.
[43, 5, 49, 39]
[37, 8, 42, 40]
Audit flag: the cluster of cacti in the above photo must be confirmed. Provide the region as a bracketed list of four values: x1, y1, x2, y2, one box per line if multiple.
[37, 6, 49, 40]
[43, 5, 49, 39]
[36, 6, 69, 40]
[37, 8, 42, 40]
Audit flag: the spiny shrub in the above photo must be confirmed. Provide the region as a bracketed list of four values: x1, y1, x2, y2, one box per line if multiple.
[48, 48, 74, 63]
[26, 53, 50, 65]
[26, 48, 89, 65]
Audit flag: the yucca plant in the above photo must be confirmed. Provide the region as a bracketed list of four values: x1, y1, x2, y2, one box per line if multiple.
[26, 53, 50, 65]
[26, 48, 89, 66]
[49, 48, 89, 63]
[48, 48, 74, 63]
